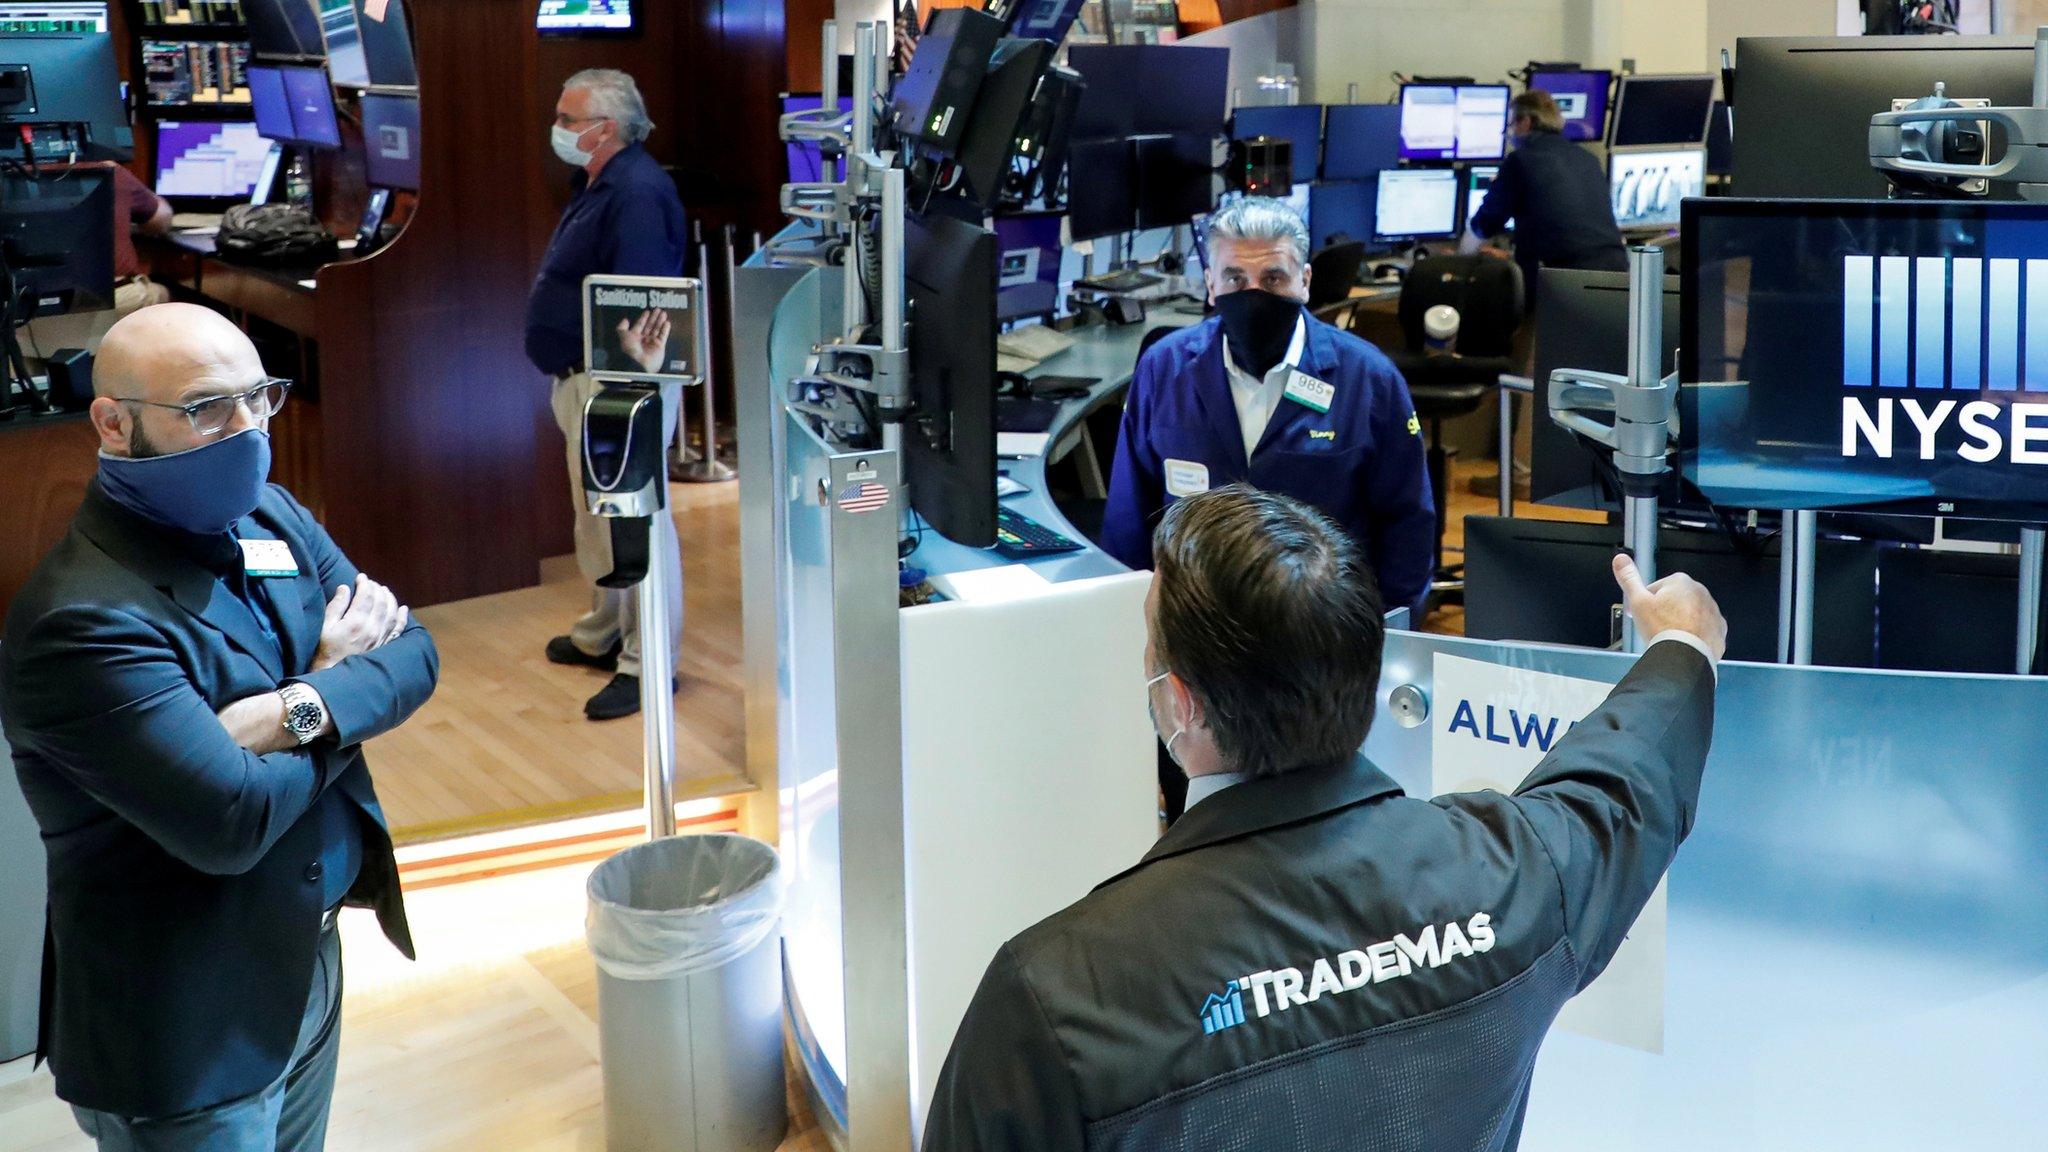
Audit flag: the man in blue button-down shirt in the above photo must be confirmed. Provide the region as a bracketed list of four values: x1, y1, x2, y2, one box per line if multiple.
[524, 68, 690, 721]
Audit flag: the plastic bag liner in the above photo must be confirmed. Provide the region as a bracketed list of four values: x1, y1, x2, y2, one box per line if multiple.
[586, 833, 785, 981]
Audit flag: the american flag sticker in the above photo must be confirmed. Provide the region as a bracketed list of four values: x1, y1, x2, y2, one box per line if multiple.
[837, 481, 891, 514]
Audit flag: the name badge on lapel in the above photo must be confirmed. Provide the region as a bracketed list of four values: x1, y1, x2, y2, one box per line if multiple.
[1164, 458, 1211, 498]
[1283, 369, 1335, 415]
[240, 539, 300, 578]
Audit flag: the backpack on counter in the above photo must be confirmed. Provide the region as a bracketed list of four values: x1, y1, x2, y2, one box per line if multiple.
[215, 204, 339, 267]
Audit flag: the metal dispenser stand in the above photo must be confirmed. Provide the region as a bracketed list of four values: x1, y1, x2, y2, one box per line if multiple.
[1547, 245, 1679, 654]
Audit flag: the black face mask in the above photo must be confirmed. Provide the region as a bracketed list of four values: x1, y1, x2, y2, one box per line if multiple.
[1215, 288, 1304, 378]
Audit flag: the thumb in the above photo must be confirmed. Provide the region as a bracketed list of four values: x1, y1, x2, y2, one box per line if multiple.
[325, 584, 352, 623]
[1611, 553, 1650, 603]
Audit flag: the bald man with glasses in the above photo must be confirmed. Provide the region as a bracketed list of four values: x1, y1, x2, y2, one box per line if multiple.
[1, 303, 438, 1152]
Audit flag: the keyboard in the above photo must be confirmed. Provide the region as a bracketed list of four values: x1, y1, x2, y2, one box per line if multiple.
[1081, 269, 1162, 293]
[991, 507, 1084, 559]
[171, 212, 224, 232]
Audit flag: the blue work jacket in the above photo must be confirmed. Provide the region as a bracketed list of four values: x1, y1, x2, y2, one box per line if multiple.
[1101, 314, 1437, 615]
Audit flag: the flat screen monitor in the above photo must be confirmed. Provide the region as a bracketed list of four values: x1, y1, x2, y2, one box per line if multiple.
[1608, 147, 1702, 231]
[535, 0, 634, 35]
[245, 0, 324, 58]
[0, 164, 113, 316]
[782, 92, 852, 183]
[1731, 35, 2036, 200]
[1131, 45, 1227, 136]
[903, 210, 997, 547]
[247, 62, 338, 148]
[992, 210, 1063, 321]
[993, 0, 1087, 45]
[1307, 178, 1374, 252]
[154, 121, 273, 200]
[1608, 73, 1716, 147]
[1230, 103, 1321, 184]
[357, 0, 415, 86]
[1320, 103, 1400, 180]
[1398, 84, 1508, 162]
[1527, 68, 1610, 143]
[142, 40, 249, 104]
[1065, 136, 1133, 240]
[0, 1, 106, 33]
[1681, 197, 2048, 523]
[1066, 44, 1136, 140]
[0, 28, 128, 152]
[1465, 163, 1500, 232]
[1132, 131, 1217, 230]
[359, 90, 418, 189]
[1373, 167, 1459, 241]
[1532, 267, 1680, 508]
[1705, 99, 1732, 176]
[316, 0, 367, 86]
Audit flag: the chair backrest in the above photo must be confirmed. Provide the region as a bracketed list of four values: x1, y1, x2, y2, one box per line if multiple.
[1136, 325, 1182, 365]
[1397, 255, 1524, 358]
[1307, 242, 1367, 309]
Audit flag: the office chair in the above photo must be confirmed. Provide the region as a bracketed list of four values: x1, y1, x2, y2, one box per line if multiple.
[1382, 254, 1526, 615]
[1307, 242, 1367, 310]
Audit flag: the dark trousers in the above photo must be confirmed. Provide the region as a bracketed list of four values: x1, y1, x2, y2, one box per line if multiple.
[70, 921, 344, 1152]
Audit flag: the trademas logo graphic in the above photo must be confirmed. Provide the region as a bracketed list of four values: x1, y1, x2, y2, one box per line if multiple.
[1841, 255, 2048, 465]
[1201, 914, 1497, 1037]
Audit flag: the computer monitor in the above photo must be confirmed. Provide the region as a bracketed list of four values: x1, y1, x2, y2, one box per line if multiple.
[1131, 45, 1227, 136]
[1307, 178, 1375, 251]
[1608, 147, 1702, 232]
[1066, 44, 1136, 140]
[1230, 104, 1321, 184]
[245, 0, 325, 58]
[1527, 68, 1610, 143]
[1464, 163, 1500, 232]
[783, 92, 852, 183]
[154, 120, 273, 201]
[1398, 84, 1508, 162]
[357, 0, 415, 86]
[359, 90, 418, 189]
[1532, 267, 1681, 509]
[535, 0, 634, 35]
[142, 40, 249, 104]
[317, 0, 367, 86]
[250, 138, 282, 203]
[1133, 131, 1217, 230]
[992, 210, 1062, 321]
[1704, 99, 1732, 176]
[1064, 136, 1133, 240]
[1320, 103, 1401, 180]
[1607, 73, 1716, 147]
[1373, 167, 1459, 242]
[889, 7, 1002, 158]
[0, 2, 107, 33]
[987, 0, 1087, 45]
[247, 62, 339, 148]
[0, 27, 128, 152]
[903, 210, 997, 547]
[0, 164, 113, 317]
[949, 37, 1054, 208]
[1731, 35, 2036, 200]
[1681, 197, 2048, 524]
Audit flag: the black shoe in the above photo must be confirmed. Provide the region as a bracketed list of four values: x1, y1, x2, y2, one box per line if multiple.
[584, 673, 679, 721]
[547, 635, 619, 671]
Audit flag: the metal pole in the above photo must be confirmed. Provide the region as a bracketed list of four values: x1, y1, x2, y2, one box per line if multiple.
[1620, 244, 1666, 655]
[1497, 383, 1513, 518]
[1622, 496, 1657, 653]
[1789, 509, 1817, 666]
[1777, 518, 1796, 663]
[639, 502, 678, 839]
[2018, 525, 2045, 674]
[681, 228, 737, 482]
[879, 164, 906, 456]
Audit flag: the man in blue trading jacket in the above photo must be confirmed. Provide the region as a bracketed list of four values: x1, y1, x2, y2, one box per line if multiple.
[525, 67, 690, 721]
[924, 484, 1725, 1152]
[1, 304, 439, 1151]
[1101, 196, 1435, 822]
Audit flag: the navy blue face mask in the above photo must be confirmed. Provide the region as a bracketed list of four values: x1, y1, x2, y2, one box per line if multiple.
[98, 428, 272, 536]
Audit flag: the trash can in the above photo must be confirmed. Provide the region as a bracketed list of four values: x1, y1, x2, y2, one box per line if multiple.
[586, 833, 787, 1152]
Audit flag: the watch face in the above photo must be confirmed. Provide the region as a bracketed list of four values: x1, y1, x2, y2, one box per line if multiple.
[286, 701, 323, 734]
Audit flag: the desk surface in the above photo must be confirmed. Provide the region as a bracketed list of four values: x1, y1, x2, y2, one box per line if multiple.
[909, 307, 1203, 584]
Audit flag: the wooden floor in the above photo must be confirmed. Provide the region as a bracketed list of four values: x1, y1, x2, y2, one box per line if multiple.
[0, 858, 829, 1152]
[369, 482, 748, 845]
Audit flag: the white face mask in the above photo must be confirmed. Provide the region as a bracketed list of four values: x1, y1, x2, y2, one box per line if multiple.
[1147, 670, 1187, 766]
[551, 122, 598, 167]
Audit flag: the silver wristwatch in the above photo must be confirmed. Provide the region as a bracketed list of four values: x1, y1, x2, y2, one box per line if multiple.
[278, 682, 327, 745]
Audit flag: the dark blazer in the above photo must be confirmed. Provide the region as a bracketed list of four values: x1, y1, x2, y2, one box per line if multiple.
[923, 641, 1715, 1152]
[1100, 315, 1437, 616]
[0, 481, 438, 1119]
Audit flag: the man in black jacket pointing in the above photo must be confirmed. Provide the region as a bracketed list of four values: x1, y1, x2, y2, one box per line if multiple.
[923, 483, 1724, 1152]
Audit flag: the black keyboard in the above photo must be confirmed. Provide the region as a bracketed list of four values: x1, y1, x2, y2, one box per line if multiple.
[992, 507, 1084, 558]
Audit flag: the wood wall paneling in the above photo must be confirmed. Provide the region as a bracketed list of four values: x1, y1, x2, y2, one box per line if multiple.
[0, 419, 99, 623]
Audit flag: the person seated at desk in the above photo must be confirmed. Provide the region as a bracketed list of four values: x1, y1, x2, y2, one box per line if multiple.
[1463, 89, 1627, 297]
[923, 484, 1726, 1152]
[23, 164, 173, 362]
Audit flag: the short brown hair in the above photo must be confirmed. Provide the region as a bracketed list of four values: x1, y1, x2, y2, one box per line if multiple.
[1512, 89, 1565, 134]
[1150, 485, 1386, 779]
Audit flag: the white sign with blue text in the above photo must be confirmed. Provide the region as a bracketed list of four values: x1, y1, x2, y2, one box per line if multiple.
[1430, 653, 1668, 1055]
